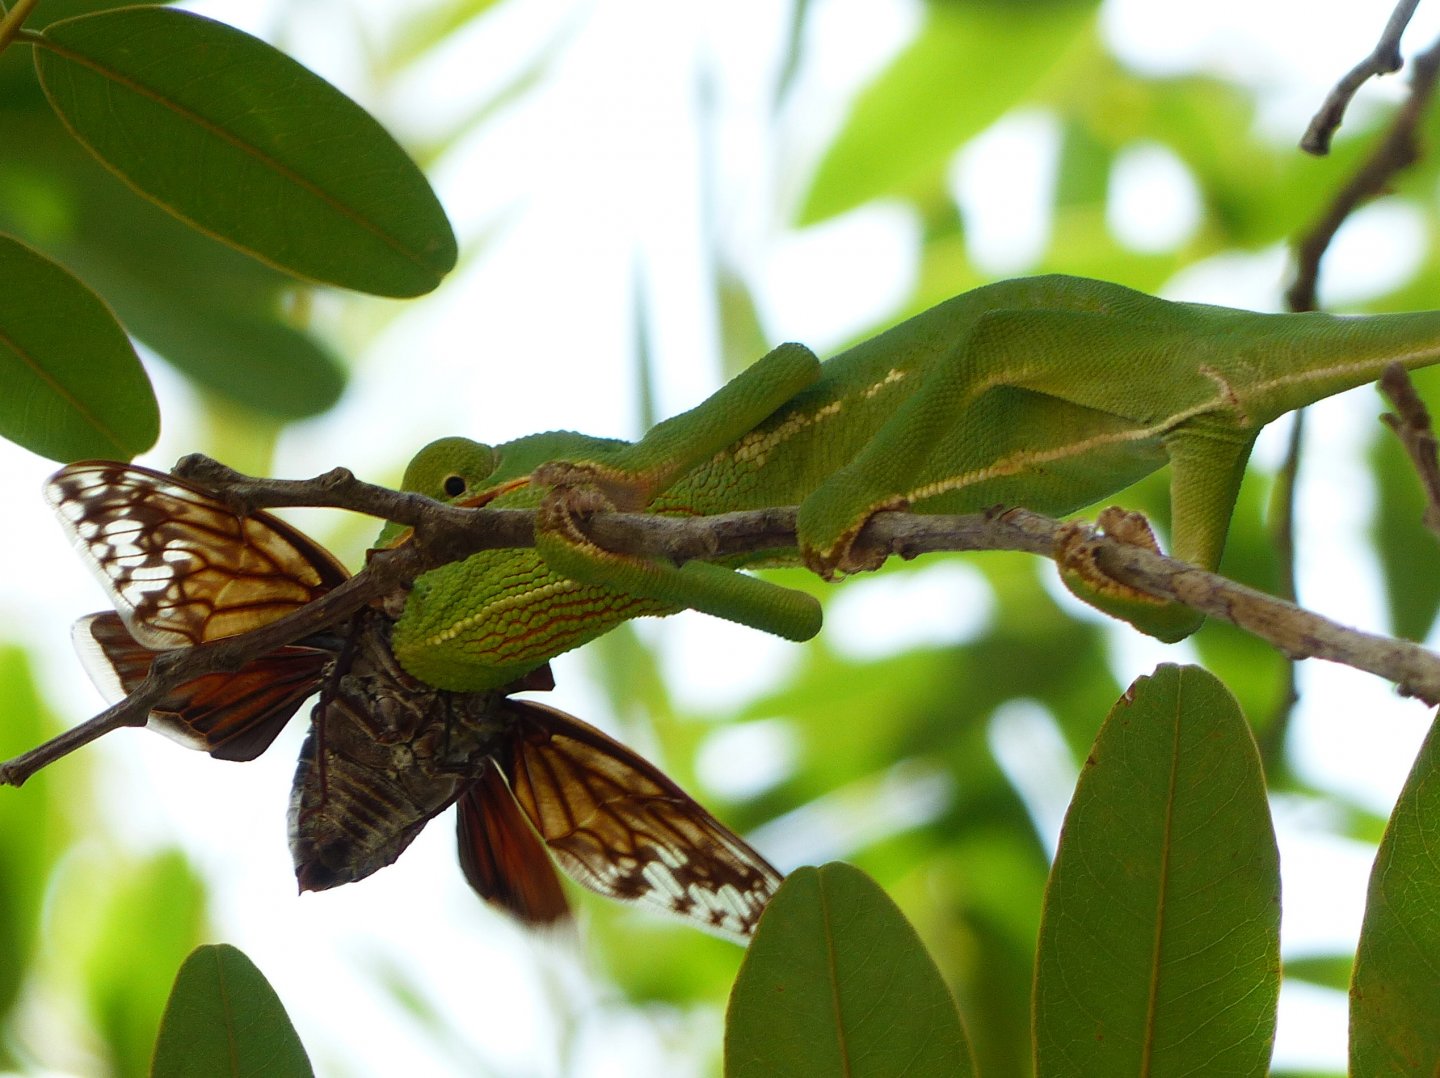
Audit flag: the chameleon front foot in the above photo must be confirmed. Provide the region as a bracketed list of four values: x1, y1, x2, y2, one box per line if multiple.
[532, 460, 648, 512]
[534, 472, 823, 643]
[1056, 507, 1204, 642]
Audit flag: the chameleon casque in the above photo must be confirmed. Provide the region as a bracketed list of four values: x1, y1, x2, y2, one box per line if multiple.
[381, 274, 1440, 692]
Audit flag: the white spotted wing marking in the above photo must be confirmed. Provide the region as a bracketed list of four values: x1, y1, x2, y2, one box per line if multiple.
[484, 701, 782, 941]
[46, 461, 349, 649]
[47, 462, 351, 760]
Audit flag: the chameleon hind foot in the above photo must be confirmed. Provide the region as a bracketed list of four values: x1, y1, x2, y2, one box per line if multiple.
[1057, 506, 1204, 642]
[799, 495, 910, 581]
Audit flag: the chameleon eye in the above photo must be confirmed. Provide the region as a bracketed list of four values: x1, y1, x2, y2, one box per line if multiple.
[442, 474, 468, 498]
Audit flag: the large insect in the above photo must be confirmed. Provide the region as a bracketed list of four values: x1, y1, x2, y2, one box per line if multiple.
[44, 461, 780, 940]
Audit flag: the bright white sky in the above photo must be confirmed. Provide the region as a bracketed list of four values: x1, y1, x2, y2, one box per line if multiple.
[5, 1, 1440, 1074]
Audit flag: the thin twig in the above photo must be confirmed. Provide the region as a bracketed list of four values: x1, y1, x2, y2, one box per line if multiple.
[0, 0, 41, 55]
[1289, 35, 1440, 311]
[1277, 26, 1440, 765]
[1380, 362, 1440, 538]
[1257, 410, 1305, 768]
[1302, 0, 1422, 155]
[1046, 510, 1440, 703]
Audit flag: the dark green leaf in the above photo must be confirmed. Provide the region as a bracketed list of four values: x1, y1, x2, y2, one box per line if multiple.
[34, 7, 456, 296]
[0, 103, 345, 420]
[1284, 954, 1353, 993]
[152, 943, 312, 1078]
[0, 232, 156, 460]
[726, 862, 975, 1078]
[1350, 713, 1440, 1073]
[125, 303, 344, 420]
[1034, 664, 1280, 1075]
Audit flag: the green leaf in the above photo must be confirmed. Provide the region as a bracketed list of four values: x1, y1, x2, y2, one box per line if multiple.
[1284, 954, 1353, 994]
[1349, 713, 1440, 1073]
[725, 862, 975, 1078]
[1034, 664, 1280, 1075]
[0, 648, 68, 1069]
[387, 0, 509, 71]
[84, 851, 207, 1076]
[124, 301, 344, 420]
[0, 103, 346, 420]
[798, 0, 1098, 224]
[33, 7, 456, 297]
[152, 943, 312, 1078]
[0, 232, 156, 461]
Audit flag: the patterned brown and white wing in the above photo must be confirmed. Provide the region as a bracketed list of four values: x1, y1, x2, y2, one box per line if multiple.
[75, 611, 333, 761]
[47, 461, 349, 650]
[497, 701, 782, 941]
[49, 461, 352, 760]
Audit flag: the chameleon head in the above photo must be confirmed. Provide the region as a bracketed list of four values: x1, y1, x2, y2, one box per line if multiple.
[382, 433, 668, 692]
[401, 436, 501, 505]
[373, 437, 502, 551]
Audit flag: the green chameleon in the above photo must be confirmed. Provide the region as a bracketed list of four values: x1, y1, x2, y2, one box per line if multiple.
[378, 274, 1440, 692]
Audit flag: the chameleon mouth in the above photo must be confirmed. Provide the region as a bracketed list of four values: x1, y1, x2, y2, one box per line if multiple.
[456, 475, 531, 508]
[374, 477, 535, 554]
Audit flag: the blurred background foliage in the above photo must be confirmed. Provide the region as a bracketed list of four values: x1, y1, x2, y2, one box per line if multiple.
[1, 0, 1437, 1074]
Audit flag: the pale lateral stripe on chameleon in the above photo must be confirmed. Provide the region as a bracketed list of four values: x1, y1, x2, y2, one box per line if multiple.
[1249, 348, 1440, 401]
[903, 391, 1237, 506]
[729, 369, 911, 470]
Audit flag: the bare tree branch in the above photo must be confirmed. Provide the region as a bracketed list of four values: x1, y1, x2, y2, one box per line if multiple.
[1273, 23, 1440, 769]
[1039, 509, 1440, 704]
[1289, 34, 1440, 312]
[1381, 361, 1440, 538]
[6, 457, 1440, 786]
[1301, 0, 1422, 155]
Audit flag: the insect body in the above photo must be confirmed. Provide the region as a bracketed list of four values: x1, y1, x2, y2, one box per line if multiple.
[42, 462, 781, 939]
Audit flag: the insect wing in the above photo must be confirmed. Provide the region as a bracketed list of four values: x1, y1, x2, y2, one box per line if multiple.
[498, 701, 782, 941]
[75, 611, 331, 761]
[47, 461, 350, 650]
[456, 764, 571, 927]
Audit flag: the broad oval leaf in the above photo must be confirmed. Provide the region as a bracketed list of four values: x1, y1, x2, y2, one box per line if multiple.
[725, 862, 975, 1078]
[0, 102, 347, 420]
[0, 233, 156, 461]
[34, 8, 457, 297]
[131, 306, 346, 420]
[152, 944, 312, 1078]
[1350, 709, 1440, 1073]
[1033, 663, 1280, 1076]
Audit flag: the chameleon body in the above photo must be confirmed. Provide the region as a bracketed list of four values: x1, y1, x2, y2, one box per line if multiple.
[384, 274, 1440, 692]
